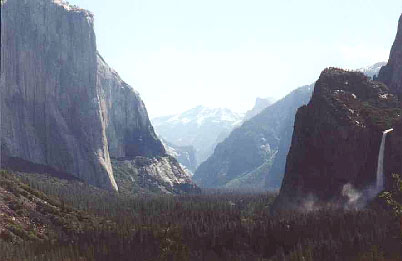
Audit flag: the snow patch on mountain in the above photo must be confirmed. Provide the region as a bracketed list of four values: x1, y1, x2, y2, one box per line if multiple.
[356, 62, 386, 78]
[162, 106, 243, 127]
[152, 106, 244, 166]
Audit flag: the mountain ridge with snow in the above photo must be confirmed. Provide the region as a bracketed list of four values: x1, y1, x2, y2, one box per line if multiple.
[152, 106, 244, 166]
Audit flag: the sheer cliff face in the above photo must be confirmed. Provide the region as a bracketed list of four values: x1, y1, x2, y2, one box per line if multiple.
[97, 55, 165, 159]
[380, 13, 402, 188]
[378, 14, 402, 97]
[276, 69, 401, 209]
[1, 0, 117, 190]
[384, 118, 402, 188]
[97, 54, 196, 193]
[1, 0, 193, 193]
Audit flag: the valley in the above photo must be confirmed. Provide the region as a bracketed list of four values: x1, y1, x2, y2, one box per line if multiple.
[0, 0, 401, 260]
[0, 170, 400, 260]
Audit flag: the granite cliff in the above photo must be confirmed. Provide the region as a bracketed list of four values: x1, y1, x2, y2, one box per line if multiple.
[378, 14, 402, 98]
[276, 14, 402, 210]
[276, 68, 401, 210]
[97, 54, 165, 159]
[380, 14, 402, 192]
[0, 0, 194, 193]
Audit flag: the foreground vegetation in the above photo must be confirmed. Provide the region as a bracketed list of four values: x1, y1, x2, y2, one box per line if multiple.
[0, 171, 400, 261]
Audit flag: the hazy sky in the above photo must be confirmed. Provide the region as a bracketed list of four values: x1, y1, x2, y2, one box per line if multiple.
[69, 0, 402, 117]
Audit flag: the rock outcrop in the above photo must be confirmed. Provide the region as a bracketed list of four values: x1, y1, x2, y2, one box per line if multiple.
[193, 85, 313, 189]
[276, 68, 401, 210]
[162, 139, 197, 173]
[1, 0, 195, 194]
[112, 157, 198, 195]
[378, 14, 402, 97]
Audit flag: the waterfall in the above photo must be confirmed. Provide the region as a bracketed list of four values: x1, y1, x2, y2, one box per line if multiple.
[376, 128, 393, 193]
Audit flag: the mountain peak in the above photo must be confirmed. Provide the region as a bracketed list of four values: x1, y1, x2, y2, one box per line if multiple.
[152, 106, 244, 166]
[244, 97, 276, 121]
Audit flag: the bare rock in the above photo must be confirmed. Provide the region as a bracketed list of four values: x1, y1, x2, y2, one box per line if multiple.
[275, 68, 401, 210]
[1, 0, 117, 190]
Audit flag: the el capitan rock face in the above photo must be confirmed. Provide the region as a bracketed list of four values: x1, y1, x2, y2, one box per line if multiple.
[276, 68, 401, 209]
[1, 0, 117, 190]
[1, 0, 194, 193]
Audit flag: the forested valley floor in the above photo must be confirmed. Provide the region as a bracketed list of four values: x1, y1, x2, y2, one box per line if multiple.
[0, 171, 400, 261]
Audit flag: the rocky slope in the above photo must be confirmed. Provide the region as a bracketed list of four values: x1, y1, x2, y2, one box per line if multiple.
[0, 0, 194, 194]
[152, 106, 243, 166]
[276, 68, 401, 210]
[112, 157, 197, 195]
[0, 170, 102, 243]
[162, 139, 197, 173]
[193, 85, 313, 189]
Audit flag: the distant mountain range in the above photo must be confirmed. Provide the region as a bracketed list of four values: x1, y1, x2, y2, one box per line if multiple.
[152, 98, 277, 172]
[193, 85, 314, 190]
[357, 62, 387, 79]
[152, 106, 244, 167]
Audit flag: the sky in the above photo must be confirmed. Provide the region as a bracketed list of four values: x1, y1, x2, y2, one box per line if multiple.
[68, 0, 402, 117]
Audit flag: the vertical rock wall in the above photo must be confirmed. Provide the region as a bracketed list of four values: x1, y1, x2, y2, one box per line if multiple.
[1, 0, 117, 190]
[276, 69, 401, 210]
[0, 0, 194, 194]
[97, 54, 165, 159]
[378, 14, 402, 98]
